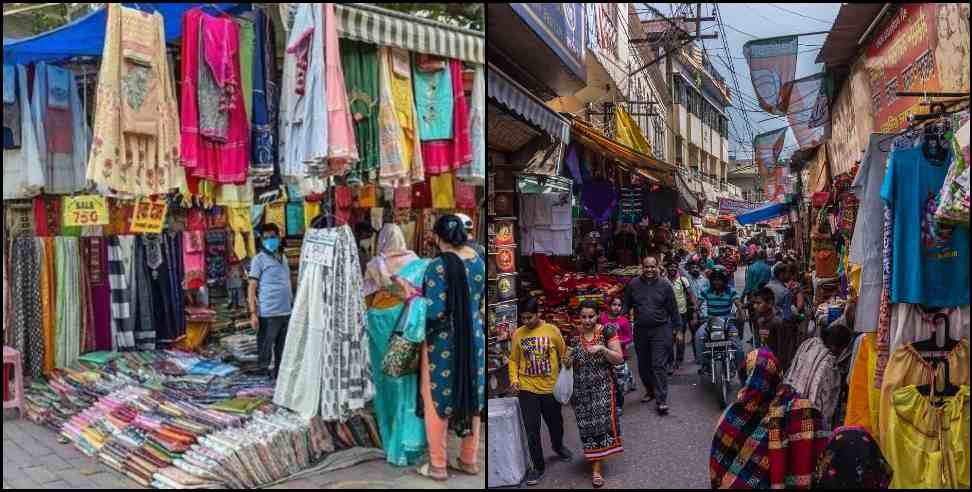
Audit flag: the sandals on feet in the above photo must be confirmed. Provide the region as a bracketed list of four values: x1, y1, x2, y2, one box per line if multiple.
[415, 462, 449, 481]
[448, 459, 480, 476]
[592, 472, 605, 488]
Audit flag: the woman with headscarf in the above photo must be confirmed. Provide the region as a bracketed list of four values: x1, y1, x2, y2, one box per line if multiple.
[416, 214, 485, 481]
[812, 426, 893, 489]
[710, 348, 830, 489]
[363, 224, 430, 467]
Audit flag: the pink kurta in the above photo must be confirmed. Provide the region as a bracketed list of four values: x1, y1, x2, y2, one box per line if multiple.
[323, 3, 359, 172]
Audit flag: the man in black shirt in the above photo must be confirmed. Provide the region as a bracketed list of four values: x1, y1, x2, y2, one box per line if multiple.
[622, 256, 682, 414]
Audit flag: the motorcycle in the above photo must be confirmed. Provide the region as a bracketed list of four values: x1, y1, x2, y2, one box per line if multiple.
[700, 315, 740, 409]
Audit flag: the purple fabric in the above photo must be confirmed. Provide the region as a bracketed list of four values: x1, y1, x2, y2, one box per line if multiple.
[581, 179, 618, 224]
[565, 143, 583, 185]
[83, 237, 114, 351]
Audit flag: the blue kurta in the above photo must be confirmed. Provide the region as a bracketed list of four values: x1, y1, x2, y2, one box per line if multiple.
[423, 255, 486, 420]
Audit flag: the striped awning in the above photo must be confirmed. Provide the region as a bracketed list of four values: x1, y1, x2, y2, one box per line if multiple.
[488, 64, 570, 141]
[335, 3, 484, 64]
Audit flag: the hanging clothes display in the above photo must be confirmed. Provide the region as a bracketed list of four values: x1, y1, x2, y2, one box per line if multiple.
[456, 65, 485, 185]
[377, 47, 425, 188]
[419, 59, 472, 176]
[54, 237, 81, 370]
[3, 65, 45, 199]
[39, 237, 56, 376]
[9, 237, 44, 379]
[340, 39, 380, 185]
[249, 9, 280, 194]
[108, 235, 136, 351]
[848, 134, 891, 333]
[3, 64, 21, 149]
[80, 236, 113, 351]
[321, 3, 359, 174]
[31, 62, 90, 194]
[131, 235, 158, 351]
[274, 226, 374, 421]
[519, 193, 573, 256]
[880, 143, 970, 307]
[87, 4, 182, 196]
[279, 3, 328, 182]
[413, 55, 454, 141]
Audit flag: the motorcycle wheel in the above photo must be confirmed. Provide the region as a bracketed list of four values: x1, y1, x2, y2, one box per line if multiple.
[713, 360, 728, 408]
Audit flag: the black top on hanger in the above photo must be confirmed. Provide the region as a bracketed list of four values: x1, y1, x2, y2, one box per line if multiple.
[912, 312, 958, 352]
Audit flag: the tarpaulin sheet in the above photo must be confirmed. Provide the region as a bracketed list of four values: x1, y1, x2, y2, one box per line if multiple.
[2, 3, 250, 65]
[736, 201, 789, 225]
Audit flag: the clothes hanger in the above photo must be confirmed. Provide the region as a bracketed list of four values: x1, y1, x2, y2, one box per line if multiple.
[913, 312, 959, 399]
[912, 312, 958, 353]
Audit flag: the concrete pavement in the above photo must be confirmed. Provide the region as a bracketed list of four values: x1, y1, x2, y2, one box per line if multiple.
[3, 410, 484, 489]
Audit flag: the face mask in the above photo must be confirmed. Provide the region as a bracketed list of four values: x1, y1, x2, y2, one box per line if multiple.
[263, 237, 280, 253]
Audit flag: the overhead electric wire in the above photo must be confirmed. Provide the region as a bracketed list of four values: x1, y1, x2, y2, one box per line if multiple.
[766, 4, 833, 25]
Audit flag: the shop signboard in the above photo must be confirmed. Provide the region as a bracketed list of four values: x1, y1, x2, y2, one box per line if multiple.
[510, 3, 587, 82]
[863, 3, 970, 133]
[130, 197, 169, 234]
[718, 197, 758, 215]
[62, 195, 109, 227]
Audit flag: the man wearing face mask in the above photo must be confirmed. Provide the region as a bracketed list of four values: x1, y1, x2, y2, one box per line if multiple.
[248, 224, 294, 379]
[621, 256, 682, 414]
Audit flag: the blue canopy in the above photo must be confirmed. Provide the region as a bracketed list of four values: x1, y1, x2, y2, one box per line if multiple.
[3, 3, 250, 65]
[735, 202, 789, 225]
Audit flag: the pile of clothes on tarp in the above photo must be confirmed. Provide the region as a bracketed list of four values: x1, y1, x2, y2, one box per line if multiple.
[21, 350, 385, 489]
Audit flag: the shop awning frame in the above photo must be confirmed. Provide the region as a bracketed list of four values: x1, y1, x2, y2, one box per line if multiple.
[488, 63, 571, 143]
[736, 201, 790, 225]
[568, 116, 675, 187]
[335, 3, 484, 65]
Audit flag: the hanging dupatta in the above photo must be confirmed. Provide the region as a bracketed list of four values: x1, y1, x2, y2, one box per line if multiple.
[420, 59, 472, 176]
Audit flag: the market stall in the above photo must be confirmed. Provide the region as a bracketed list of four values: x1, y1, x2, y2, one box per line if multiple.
[3, 2, 484, 488]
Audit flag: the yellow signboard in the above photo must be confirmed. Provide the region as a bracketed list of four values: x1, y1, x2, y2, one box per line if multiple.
[130, 197, 168, 234]
[62, 195, 109, 227]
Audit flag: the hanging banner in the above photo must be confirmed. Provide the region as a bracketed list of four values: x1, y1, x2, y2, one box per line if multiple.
[743, 35, 799, 114]
[786, 72, 832, 150]
[62, 195, 109, 227]
[863, 3, 971, 132]
[718, 197, 759, 215]
[754, 127, 787, 175]
[130, 197, 169, 234]
[613, 106, 652, 155]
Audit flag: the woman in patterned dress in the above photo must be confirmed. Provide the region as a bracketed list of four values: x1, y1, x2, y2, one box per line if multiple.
[567, 300, 625, 488]
[416, 215, 486, 481]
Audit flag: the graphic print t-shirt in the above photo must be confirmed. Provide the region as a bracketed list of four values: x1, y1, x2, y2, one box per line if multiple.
[509, 322, 566, 394]
[881, 146, 970, 307]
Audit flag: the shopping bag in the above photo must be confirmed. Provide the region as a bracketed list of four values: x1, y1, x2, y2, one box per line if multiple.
[553, 367, 573, 404]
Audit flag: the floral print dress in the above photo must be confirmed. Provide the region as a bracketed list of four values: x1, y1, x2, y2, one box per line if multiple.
[423, 255, 486, 423]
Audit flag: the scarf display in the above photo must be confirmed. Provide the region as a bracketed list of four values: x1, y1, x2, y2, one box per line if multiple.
[54, 237, 81, 370]
[420, 59, 472, 176]
[81, 236, 114, 351]
[274, 226, 374, 421]
[710, 348, 830, 489]
[109, 235, 135, 350]
[812, 426, 893, 489]
[377, 47, 425, 188]
[456, 65, 485, 185]
[87, 4, 181, 196]
[9, 237, 44, 379]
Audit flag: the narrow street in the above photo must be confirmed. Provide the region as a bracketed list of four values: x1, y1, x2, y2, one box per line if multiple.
[530, 268, 751, 490]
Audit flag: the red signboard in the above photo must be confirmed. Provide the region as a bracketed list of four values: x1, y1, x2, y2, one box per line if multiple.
[864, 3, 971, 132]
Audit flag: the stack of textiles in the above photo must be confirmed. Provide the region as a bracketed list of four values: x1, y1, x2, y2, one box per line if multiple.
[164, 410, 334, 489]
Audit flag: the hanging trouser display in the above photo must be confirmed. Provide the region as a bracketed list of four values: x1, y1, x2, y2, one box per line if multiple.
[274, 225, 374, 421]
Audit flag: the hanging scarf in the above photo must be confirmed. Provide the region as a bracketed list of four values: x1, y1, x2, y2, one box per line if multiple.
[363, 224, 419, 296]
[438, 251, 477, 437]
[812, 425, 893, 489]
[54, 237, 81, 370]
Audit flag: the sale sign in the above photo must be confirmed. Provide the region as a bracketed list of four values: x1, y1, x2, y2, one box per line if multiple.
[130, 197, 169, 234]
[62, 195, 109, 227]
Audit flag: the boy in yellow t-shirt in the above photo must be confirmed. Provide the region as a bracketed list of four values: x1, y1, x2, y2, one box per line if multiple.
[509, 297, 572, 485]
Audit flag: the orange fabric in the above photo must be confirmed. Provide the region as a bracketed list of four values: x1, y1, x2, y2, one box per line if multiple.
[356, 184, 378, 208]
[40, 237, 56, 376]
[420, 342, 481, 468]
[844, 333, 880, 435]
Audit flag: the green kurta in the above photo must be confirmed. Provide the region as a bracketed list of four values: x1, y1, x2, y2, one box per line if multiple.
[340, 39, 380, 184]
